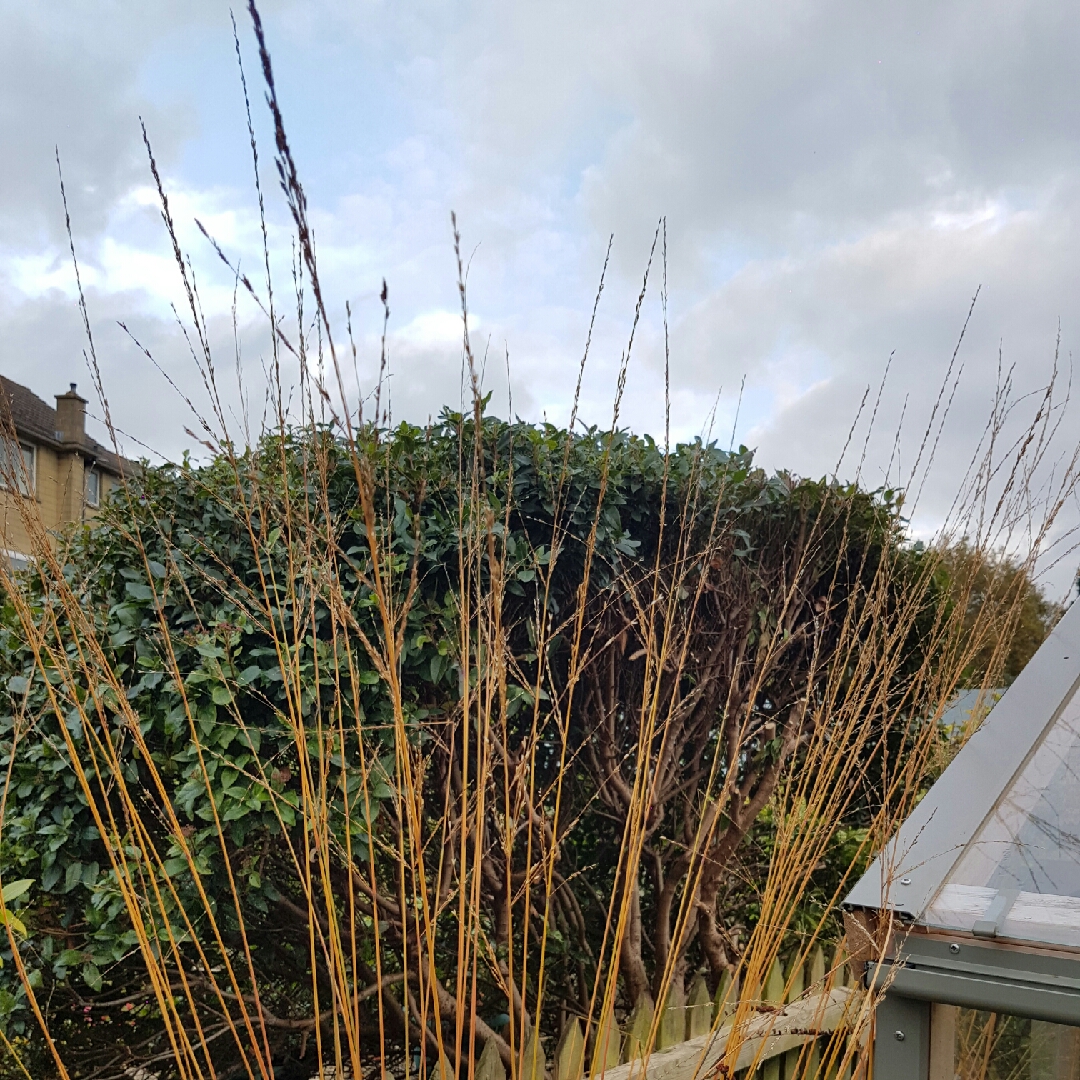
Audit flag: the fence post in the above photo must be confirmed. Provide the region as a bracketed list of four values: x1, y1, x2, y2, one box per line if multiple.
[592, 995, 622, 1072]
[476, 1037, 507, 1080]
[686, 974, 713, 1039]
[804, 946, 827, 1079]
[762, 956, 786, 1080]
[621, 993, 655, 1063]
[780, 953, 807, 1079]
[658, 979, 687, 1050]
[555, 1017, 586, 1080]
[824, 943, 854, 1080]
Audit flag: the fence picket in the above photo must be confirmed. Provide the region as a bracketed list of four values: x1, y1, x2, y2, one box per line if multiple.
[519, 1025, 546, 1080]
[555, 1017, 586, 1080]
[830, 943, 851, 989]
[621, 993, 655, 1064]
[658, 980, 687, 1050]
[433, 1051, 454, 1080]
[592, 996, 622, 1072]
[822, 943, 855, 1080]
[685, 975, 712, 1039]
[714, 969, 739, 1023]
[476, 1037, 507, 1080]
[764, 956, 786, 1005]
[787, 953, 807, 1000]
[782, 953, 807, 1079]
[804, 947, 827, 1079]
[762, 957, 785, 1080]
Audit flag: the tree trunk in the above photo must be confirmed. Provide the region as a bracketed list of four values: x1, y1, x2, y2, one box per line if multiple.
[696, 884, 730, 984]
[619, 878, 650, 1006]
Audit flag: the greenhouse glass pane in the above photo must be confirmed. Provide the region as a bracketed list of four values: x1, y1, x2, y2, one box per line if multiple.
[925, 686, 1080, 947]
[947, 1007, 1080, 1080]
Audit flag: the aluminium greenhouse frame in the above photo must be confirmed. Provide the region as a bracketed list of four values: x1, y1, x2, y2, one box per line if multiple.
[844, 599, 1080, 1079]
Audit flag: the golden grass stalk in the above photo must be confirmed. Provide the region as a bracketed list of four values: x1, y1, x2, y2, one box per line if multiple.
[0, 10, 1076, 1080]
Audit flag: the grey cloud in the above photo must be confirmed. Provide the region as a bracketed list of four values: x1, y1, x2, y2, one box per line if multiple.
[377, 342, 522, 428]
[670, 198, 1080, 590]
[0, 3, 201, 245]
[582, 2, 1080, 255]
[0, 0, 299, 248]
[0, 279, 289, 462]
[0, 272, 536, 465]
[410, 1, 1080, 271]
[668, 194, 1080, 461]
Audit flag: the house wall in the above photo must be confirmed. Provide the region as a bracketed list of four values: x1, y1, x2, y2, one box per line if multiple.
[40, 443, 70, 529]
[0, 440, 115, 563]
[0, 489, 34, 561]
[53, 446, 84, 527]
[0, 441, 59, 558]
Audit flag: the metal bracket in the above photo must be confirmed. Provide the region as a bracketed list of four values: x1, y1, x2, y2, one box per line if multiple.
[972, 889, 1019, 938]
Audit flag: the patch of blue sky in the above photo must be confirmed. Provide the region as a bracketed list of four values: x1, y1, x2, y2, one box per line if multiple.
[558, 106, 636, 205]
[136, 15, 420, 204]
[742, 339, 832, 440]
[698, 238, 771, 292]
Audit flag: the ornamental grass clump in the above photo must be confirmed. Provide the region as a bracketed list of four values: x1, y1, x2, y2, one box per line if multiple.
[0, 6, 1077, 1079]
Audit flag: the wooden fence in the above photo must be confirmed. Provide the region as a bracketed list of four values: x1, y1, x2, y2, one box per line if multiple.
[303, 947, 867, 1080]
[475, 946, 868, 1080]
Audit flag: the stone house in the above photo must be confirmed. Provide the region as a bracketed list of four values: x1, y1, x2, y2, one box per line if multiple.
[0, 376, 127, 569]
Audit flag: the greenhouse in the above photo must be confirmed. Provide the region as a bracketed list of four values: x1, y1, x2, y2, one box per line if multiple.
[844, 601, 1080, 1078]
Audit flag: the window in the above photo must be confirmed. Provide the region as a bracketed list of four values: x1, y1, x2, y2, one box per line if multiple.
[0, 440, 34, 496]
[86, 468, 100, 508]
[3, 550, 30, 573]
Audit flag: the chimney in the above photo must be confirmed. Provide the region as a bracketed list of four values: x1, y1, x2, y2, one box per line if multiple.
[55, 382, 87, 446]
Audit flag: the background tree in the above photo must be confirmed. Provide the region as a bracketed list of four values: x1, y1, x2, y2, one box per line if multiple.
[934, 539, 1063, 687]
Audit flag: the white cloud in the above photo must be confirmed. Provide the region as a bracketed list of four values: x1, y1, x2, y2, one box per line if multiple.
[396, 310, 472, 348]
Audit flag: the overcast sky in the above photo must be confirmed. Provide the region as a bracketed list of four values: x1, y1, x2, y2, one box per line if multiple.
[3, 2, 1080, 591]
